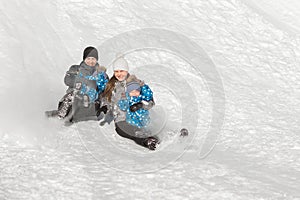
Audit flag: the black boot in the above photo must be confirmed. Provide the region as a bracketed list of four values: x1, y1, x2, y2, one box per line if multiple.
[144, 137, 159, 150]
[57, 92, 74, 119]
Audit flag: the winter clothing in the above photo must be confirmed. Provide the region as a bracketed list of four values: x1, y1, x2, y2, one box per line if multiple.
[58, 61, 108, 122]
[100, 74, 158, 150]
[97, 105, 108, 116]
[126, 81, 141, 93]
[180, 128, 189, 137]
[46, 47, 107, 124]
[83, 46, 98, 60]
[99, 110, 114, 126]
[64, 64, 80, 93]
[144, 137, 159, 150]
[118, 84, 153, 128]
[110, 79, 128, 123]
[112, 53, 129, 71]
[129, 102, 143, 112]
[80, 69, 108, 102]
[105, 75, 154, 124]
[73, 62, 108, 103]
[96, 104, 114, 126]
[115, 121, 148, 146]
[115, 121, 158, 150]
[57, 92, 74, 119]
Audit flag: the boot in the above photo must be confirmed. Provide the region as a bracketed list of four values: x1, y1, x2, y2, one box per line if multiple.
[144, 137, 159, 150]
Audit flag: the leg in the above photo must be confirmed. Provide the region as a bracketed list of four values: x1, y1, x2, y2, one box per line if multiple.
[70, 94, 97, 123]
[45, 110, 59, 118]
[115, 121, 159, 150]
[57, 92, 74, 119]
[115, 121, 146, 147]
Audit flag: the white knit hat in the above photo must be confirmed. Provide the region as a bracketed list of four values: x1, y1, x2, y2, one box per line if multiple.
[112, 53, 129, 71]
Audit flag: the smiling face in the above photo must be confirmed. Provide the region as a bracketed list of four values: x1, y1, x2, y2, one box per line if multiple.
[84, 57, 97, 67]
[114, 70, 128, 81]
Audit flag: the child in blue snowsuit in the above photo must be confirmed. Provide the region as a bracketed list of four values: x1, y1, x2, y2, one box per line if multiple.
[80, 68, 108, 104]
[117, 79, 153, 129]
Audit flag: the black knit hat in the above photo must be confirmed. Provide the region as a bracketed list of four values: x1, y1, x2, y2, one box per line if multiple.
[83, 46, 98, 60]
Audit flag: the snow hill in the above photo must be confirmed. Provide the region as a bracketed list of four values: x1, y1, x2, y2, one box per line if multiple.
[0, 0, 299, 199]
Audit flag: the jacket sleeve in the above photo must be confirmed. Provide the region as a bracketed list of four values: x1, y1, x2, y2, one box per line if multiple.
[140, 84, 155, 110]
[141, 84, 153, 101]
[142, 99, 155, 110]
[96, 72, 109, 94]
[64, 65, 80, 87]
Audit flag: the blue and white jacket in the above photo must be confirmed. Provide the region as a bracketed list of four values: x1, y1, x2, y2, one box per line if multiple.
[74, 63, 108, 102]
[82, 70, 108, 102]
[118, 84, 153, 128]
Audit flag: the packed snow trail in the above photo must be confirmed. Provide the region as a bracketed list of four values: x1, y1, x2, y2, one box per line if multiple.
[0, 0, 300, 199]
[1, 124, 298, 199]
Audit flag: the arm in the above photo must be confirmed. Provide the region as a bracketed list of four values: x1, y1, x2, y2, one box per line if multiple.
[140, 84, 155, 110]
[129, 84, 155, 112]
[85, 68, 109, 94]
[96, 72, 109, 94]
[64, 65, 80, 87]
[129, 100, 155, 112]
[141, 99, 155, 110]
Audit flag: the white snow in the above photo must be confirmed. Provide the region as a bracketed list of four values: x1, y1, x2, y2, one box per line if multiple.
[0, 0, 299, 199]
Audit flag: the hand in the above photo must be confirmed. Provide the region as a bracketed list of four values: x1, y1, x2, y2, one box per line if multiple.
[99, 105, 108, 114]
[96, 105, 108, 118]
[95, 100, 101, 111]
[129, 102, 143, 112]
[99, 110, 114, 126]
[75, 82, 82, 90]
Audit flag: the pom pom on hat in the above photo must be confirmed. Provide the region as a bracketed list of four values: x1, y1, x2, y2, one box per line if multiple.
[112, 53, 129, 71]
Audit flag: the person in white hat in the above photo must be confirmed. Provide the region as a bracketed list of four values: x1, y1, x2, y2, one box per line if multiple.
[98, 53, 159, 150]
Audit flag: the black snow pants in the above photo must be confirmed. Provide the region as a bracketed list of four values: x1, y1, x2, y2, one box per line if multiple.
[115, 121, 148, 147]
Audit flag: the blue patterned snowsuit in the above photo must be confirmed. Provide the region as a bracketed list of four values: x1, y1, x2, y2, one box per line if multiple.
[118, 84, 153, 128]
[58, 62, 108, 120]
[79, 70, 108, 102]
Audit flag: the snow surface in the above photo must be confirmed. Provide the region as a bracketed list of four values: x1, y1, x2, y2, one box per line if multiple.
[0, 0, 300, 199]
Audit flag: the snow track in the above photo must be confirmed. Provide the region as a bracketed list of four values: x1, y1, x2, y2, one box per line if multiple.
[0, 0, 299, 199]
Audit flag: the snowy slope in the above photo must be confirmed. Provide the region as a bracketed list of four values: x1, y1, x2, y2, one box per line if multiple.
[0, 0, 299, 199]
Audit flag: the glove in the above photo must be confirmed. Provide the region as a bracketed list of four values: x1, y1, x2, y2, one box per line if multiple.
[99, 110, 114, 126]
[95, 100, 101, 111]
[96, 105, 108, 117]
[141, 100, 154, 110]
[75, 82, 82, 90]
[130, 102, 143, 112]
